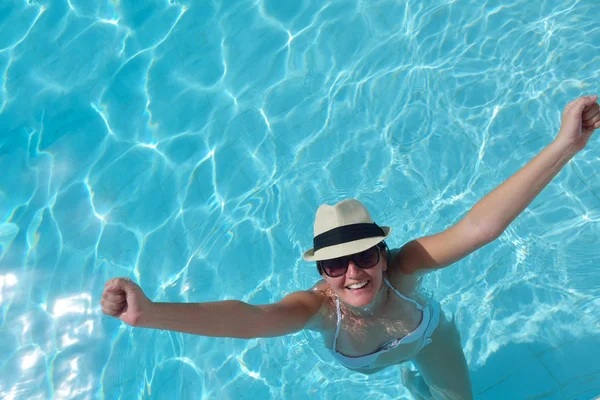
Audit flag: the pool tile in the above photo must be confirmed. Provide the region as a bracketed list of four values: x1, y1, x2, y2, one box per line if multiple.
[567, 387, 600, 400]
[476, 357, 562, 400]
[471, 343, 535, 395]
[537, 335, 600, 399]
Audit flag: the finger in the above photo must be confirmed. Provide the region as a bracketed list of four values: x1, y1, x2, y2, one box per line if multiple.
[583, 94, 599, 105]
[102, 292, 126, 303]
[103, 287, 125, 299]
[567, 95, 599, 116]
[584, 116, 600, 130]
[104, 279, 118, 290]
[583, 108, 600, 126]
[100, 297, 125, 308]
[101, 299, 125, 313]
[107, 277, 134, 292]
[102, 306, 122, 317]
[582, 106, 599, 123]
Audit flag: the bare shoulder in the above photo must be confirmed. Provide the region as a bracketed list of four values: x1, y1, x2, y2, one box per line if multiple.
[304, 280, 337, 333]
[386, 248, 426, 296]
[279, 284, 327, 314]
[310, 279, 331, 294]
[308, 280, 335, 313]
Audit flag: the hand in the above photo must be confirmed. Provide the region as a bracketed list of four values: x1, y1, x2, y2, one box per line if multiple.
[555, 95, 600, 153]
[101, 278, 152, 327]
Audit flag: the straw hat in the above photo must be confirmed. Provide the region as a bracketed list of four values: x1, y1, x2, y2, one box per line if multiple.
[303, 199, 392, 262]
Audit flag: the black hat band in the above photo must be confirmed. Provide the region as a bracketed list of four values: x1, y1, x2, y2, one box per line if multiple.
[313, 223, 385, 251]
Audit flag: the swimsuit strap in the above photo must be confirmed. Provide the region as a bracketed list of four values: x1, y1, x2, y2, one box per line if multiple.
[333, 297, 342, 351]
[333, 277, 423, 352]
[383, 276, 425, 310]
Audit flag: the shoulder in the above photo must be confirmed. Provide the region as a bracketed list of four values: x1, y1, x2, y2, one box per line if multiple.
[308, 280, 336, 312]
[281, 284, 327, 310]
[385, 247, 425, 296]
[303, 280, 337, 333]
[310, 279, 331, 294]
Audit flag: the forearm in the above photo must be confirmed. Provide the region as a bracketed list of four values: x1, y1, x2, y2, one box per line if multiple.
[136, 300, 269, 339]
[467, 140, 576, 238]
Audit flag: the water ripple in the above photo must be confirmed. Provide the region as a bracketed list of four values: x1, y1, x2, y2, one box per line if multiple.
[1, 0, 599, 399]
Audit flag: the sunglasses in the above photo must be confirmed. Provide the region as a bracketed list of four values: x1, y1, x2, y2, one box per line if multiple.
[318, 245, 383, 278]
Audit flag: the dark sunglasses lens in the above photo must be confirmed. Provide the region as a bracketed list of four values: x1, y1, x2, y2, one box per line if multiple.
[321, 258, 348, 277]
[355, 246, 379, 268]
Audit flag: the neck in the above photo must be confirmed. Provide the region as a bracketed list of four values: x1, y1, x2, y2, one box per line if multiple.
[347, 280, 389, 317]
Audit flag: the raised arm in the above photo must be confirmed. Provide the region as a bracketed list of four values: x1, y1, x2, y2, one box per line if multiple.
[100, 278, 324, 339]
[394, 95, 600, 275]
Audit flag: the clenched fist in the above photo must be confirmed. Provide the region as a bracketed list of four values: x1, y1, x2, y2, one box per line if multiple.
[556, 95, 600, 153]
[101, 278, 152, 327]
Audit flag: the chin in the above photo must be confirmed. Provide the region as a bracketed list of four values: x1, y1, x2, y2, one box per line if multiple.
[343, 279, 381, 307]
[341, 281, 379, 307]
[346, 297, 373, 308]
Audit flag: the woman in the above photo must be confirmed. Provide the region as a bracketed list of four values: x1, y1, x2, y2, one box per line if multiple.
[101, 95, 600, 399]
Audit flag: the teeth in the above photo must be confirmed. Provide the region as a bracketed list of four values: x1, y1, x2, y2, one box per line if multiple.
[347, 281, 368, 289]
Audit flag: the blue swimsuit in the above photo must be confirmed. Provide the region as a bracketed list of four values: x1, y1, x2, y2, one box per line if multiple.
[332, 277, 441, 369]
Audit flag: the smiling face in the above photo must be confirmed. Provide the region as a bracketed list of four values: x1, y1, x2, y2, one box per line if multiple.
[321, 246, 388, 308]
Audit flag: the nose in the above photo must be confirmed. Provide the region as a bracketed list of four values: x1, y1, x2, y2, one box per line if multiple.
[345, 261, 362, 278]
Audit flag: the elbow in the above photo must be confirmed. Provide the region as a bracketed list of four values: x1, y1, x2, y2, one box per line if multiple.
[235, 304, 269, 339]
[466, 217, 502, 246]
[230, 326, 260, 340]
[474, 224, 502, 245]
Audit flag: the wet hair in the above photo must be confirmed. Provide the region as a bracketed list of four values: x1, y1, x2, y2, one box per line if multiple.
[316, 241, 389, 275]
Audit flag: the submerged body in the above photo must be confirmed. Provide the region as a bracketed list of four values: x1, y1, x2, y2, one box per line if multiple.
[311, 269, 437, 371]
[305, 249, 473, 399]
[330, 276, 440, 370]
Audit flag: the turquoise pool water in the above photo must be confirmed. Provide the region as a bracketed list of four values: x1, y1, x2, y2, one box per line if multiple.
[1, 0, 599, 398]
